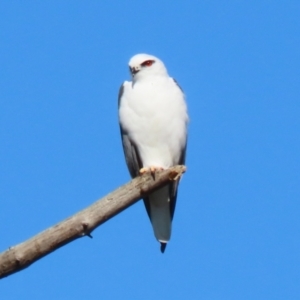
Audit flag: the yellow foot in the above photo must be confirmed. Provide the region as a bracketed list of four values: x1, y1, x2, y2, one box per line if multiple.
[139, 167, 149, 175]
[139, 166, 164, 176]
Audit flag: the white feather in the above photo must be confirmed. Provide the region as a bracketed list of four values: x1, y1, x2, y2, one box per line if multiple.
[119, 54, 188, 246]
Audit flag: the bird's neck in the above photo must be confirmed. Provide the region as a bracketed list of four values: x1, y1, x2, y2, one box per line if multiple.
[133, 73, 168, 84]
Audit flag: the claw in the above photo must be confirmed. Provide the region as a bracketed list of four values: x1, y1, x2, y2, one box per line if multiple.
[150, 166, 156, 175]
[139, 167, 149, 175]
[139, 166, 164, 176]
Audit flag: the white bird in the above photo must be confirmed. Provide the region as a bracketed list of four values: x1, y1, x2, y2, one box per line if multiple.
[118, 54, 188, 252]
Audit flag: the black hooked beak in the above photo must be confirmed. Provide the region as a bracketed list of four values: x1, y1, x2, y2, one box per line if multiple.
[130, 67, 139, 75]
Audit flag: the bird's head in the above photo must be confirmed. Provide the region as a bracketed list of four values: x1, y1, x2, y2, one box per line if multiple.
[128, 54, 168, 80]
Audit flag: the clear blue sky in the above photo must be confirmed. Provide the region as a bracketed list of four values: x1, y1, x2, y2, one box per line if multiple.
[1, 1, 299, 299]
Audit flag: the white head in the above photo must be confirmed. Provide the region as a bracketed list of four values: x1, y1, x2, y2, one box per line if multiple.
[128, 54, 168, 81]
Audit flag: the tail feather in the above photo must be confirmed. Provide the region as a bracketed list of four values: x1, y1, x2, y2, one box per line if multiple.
[148, 186, 172, 248]
[160, 242, 167, 253]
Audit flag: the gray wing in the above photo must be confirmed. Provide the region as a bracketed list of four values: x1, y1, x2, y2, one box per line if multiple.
[168, 78, 188, 219]
[118, 83, 142, 178]
[169, 139, 187, 219]
[172, 78, 184, 92]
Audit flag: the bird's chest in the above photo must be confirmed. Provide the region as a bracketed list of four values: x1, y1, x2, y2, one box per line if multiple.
[124, 81, 173, 121]
[119, 79, 182, 147]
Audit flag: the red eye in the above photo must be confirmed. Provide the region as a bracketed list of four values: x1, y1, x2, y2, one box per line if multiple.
[141, 60, 154, 67]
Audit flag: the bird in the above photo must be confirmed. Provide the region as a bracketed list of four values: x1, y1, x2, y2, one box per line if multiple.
[118, 53, 188, 253]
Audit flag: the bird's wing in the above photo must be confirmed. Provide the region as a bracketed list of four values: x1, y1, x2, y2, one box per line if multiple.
[118, 83, 143, 178]
[169, 138, 187, 219]
[172, 78, 184, 93]
[118, 83, 153, 221]
[167, 78, 188, 219]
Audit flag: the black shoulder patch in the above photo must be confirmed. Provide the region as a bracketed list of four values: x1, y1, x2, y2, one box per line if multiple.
[118, 83, 125, 107]
[172, 78, 184, 93]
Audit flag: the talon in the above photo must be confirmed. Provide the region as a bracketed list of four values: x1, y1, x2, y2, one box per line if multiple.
[150, 166, 156, 174]
[139, 167, 149, 175]
[139, 166, 164, 176]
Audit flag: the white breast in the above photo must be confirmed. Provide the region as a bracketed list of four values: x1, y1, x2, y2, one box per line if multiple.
[119, 77, 188, 168]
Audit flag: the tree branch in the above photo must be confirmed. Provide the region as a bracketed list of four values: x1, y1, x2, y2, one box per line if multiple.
[0, 165, 186, 279]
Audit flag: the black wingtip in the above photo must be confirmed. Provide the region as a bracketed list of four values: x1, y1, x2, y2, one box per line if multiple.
[160, 242, 167, 253]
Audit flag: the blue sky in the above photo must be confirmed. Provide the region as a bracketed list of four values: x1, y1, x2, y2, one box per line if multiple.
[1, 1, 299, 299]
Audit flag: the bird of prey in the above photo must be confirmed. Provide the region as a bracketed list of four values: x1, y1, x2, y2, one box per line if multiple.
[118, 53, 188, 253]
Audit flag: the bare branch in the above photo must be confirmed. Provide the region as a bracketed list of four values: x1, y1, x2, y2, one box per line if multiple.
[0, 165, 186, 279]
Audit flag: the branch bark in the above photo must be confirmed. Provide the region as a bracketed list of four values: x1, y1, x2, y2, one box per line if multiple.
[0, 165, 186, 279]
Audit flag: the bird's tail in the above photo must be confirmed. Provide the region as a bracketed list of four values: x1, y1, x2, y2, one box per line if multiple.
[148, 186, 172, 253]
